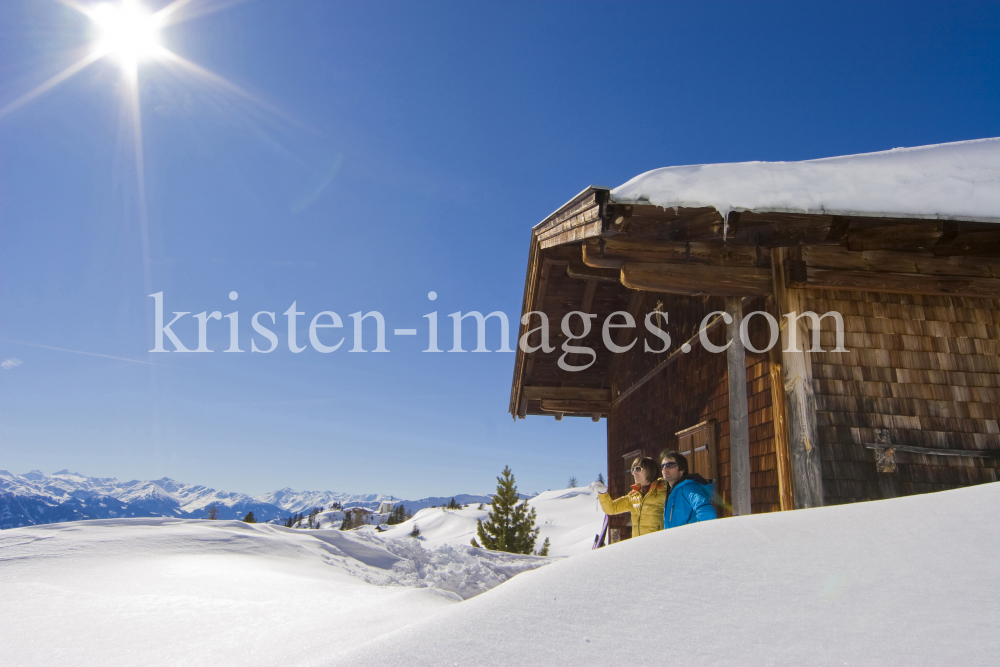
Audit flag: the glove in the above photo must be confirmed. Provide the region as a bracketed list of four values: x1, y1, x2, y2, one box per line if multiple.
[592, 481, 608, 494]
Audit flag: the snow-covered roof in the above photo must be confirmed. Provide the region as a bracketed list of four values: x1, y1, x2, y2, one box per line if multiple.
[611, 137, 1000, 223]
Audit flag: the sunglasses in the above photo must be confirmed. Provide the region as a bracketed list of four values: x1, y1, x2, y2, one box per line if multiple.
[631, 467, 644, 473]
[661, 461, 678, 469]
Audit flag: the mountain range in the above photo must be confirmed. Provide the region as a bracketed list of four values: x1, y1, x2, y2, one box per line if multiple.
[0, 469, 491, 529]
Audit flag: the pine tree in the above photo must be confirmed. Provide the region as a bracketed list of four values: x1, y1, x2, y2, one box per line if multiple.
[340, 510, 354, 531]
[242, 511, 256, 523]
[536, 537, 550, 556]
[597, 473, 605, 485]
[447, 497, 459, 510]
[207, 505, 219, 520]
[409, 523, 420, 538]
[568, 476, 578, 488]
[476, 466, 539, 555]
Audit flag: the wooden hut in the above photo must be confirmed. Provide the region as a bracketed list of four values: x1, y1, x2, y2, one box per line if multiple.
[509, 138, 1000, 541]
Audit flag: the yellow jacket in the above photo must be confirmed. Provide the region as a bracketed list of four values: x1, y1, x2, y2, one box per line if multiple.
[598, 480, 667, 537]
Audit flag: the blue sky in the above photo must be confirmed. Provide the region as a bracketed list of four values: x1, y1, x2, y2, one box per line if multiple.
[1, 0, 998, 499]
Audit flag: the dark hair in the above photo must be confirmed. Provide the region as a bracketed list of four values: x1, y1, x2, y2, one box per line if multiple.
[661, 450, 688, 475]
[631, 456, 660, 483]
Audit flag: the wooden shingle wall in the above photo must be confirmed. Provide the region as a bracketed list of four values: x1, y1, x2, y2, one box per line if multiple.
[802, 289, 1000, 503]
[607, 295, 782, 537]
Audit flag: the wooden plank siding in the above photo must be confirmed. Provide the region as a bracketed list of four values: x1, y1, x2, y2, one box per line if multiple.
[606, 295, 782, 538]
[797, 289, 1000, 503]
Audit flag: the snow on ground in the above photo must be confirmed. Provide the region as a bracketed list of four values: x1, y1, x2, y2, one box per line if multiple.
[612, 137, 1000, 223]
[377, 485, 605, 557]
[4, 482, 996, 666]
[0, 518, 553, 667]
[328, 482, 1000, 667]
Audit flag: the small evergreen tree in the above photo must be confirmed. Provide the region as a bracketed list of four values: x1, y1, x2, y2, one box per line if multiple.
[409, 523, 420, 538]
[340, 510, 355, 531]
[477, 503, 485, 510]
[597, 473, 605, 485]
[568, 476, 578, 488]
[476, 466, 539, 555]
[207, 505, 219, 520]
[536, 537, 550, 556]
[447, 497, 459, 510]
[242, 511, 256, 524]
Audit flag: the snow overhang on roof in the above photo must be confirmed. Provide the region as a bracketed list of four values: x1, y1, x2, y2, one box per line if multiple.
[611, 137, 1000, 224]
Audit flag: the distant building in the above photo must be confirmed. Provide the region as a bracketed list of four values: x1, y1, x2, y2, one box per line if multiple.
[377, 501, 397, 514]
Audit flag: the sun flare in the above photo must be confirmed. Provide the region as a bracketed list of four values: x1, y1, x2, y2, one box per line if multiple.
[90, 0, 163, 69]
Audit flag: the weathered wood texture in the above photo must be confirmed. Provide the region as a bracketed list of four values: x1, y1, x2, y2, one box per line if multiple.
[726, 297, 752, 516]
[512, 244, 633, 419]
[621, 263, 773, 297]
[768, 340, 796, 511]
[606, 294, 782, 538]
[772, 248, 825, 508]
[800, 289, 1000, 503]
[535, 188, 611, 249]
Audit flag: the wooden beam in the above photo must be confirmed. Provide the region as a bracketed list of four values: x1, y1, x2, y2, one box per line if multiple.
[521, 260, 561, 392]
[538, 207, 603, 249]
[587, 237, 765, 268]
[933, 229, 1000, 256]
[801, 245, 1000, 278]
[847, 221, 950, 252]
[522, 387, 611, 402]
[567, 262, 620, 282]
[726, 296, 751, 516]
[768, 342, 795, 511]
[862, 443, 1000, 460]
[771, 248, 824, 509]
[539, 399, 609, 414]
[581, 240, 624, 269]
[621, 262, 773, 297]
[535, 188, 612, 250]
[612, 312, 726, 407]
[805, 268, 1000, 298]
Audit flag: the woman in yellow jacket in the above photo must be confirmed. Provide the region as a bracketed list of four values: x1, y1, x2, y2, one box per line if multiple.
[595, 456, 667, 536]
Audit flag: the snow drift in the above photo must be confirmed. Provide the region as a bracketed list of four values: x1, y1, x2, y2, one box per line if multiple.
[612, 137, 1000, 223]
[378, 485, 605, 557]
[329, 482, 1000, 667]
[2, 482, 997, 666]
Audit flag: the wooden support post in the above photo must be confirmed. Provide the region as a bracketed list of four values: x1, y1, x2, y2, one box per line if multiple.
[726, 296, 751, 516]
[771, 248, 825, 509]
[767, 342, 795, 511]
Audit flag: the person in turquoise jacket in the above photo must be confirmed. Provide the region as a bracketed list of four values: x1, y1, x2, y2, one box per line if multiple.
[660, 451, 718, 528]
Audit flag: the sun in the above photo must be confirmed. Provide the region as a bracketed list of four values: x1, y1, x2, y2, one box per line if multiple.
[89, 1, 163, 69]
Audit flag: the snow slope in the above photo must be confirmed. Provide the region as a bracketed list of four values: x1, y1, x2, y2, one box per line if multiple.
[328, 482, 1000, 667]
[3, 482, 996, 666]
[0, 518, 553, 667]
[612, 137, 1000, 223]
[255, 487, 399, 515]
[377, 485, 605, 557]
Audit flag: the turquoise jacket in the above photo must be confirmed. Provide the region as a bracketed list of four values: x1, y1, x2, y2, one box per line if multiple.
[663, 476, 717, 528]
